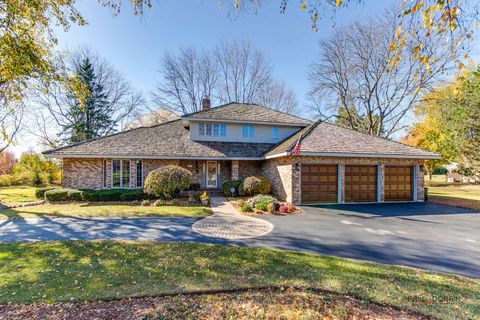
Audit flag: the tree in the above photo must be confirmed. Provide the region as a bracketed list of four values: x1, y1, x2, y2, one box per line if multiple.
[307, 10, 455, 138]
[214, 39, 272, 105]
[35, 48, 144, 145]
[403, 66, 480, 178]
[128, 108, 179, 129]
[256, 80, 298, 114]
[152, 40, 298, 114]
[152, 48, 218, 115]
[0, 150, 16, 174]
[12, 152, 60, 186]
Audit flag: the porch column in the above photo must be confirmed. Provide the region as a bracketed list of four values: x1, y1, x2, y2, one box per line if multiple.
[377, 163, 385, 202]
[231, 160, 239, 180]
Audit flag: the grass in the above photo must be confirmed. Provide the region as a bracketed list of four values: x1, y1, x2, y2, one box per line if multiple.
[0, 241, 478, 319]
[0, 186, 40, 205]
[425, 175, 480, 210]
[0, 203, 212, 220]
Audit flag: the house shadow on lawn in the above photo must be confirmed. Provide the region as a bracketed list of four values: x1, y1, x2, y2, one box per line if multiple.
[305, 202, 479, 218]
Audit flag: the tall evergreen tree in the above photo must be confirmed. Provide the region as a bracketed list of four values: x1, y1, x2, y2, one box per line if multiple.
[63, 58, 113, 143]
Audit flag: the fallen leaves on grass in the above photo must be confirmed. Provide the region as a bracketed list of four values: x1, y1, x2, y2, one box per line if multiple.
[0, 287, 432, 320]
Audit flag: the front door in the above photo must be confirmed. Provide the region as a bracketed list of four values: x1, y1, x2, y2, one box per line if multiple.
[206, 161, 218, 188]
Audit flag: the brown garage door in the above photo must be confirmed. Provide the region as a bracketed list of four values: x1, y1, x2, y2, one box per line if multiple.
[301, 165, 338, 204]
[345, 165, 377, 202]
[384, 166, 413, 201]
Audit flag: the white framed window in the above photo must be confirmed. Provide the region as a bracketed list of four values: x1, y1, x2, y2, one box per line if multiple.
[199, 123, 226, 137]
[272, 127, 279, 140]
[242, 125, 255, 138]
[111, 160, 130, 188]
[136, 160, 143, 188]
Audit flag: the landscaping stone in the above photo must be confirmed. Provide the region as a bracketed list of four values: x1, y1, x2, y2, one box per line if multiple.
[192, 196, 273, 239]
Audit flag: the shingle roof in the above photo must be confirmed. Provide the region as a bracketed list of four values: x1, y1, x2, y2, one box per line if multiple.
[264, 121, 440, 159]
[182, 103, 311, 126]
[44, 120, 273, 158]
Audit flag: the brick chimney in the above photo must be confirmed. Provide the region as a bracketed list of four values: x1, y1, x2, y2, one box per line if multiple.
[201, 95, 211, 111]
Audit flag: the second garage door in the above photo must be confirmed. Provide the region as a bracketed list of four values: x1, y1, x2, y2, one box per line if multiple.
[301, 165, 338, 204]
[344, 165, 378, 202]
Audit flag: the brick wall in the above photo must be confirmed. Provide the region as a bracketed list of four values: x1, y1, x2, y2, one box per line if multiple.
[63, 158, 103, 189]
[237, 160, 263, 180]
[261, 157, 293, 202]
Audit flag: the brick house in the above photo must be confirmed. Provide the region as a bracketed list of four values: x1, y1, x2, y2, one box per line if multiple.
[44, 99, 440, 205]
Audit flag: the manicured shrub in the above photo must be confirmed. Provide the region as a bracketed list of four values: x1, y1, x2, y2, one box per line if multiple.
[252, 194, 277, 204]
[255, 202, 269, 211]
[35, 187, 58, 200]
[242, 176, 271, 195]
[279, 205, 288, 214]
[240, 204, 253, 212]
[222, 180, 243, 197]
[144, 165, 193, 200]
[267, 203, 275, 213]
[82, 189, 148, 202]
[141, 200, 150, 206]
[45, 188, 84, 202]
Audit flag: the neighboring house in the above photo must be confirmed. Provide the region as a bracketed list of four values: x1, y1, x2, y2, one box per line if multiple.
[44, 98, 440, 204]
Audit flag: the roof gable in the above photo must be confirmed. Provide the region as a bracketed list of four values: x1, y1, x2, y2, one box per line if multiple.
[182, 103, 311, 126]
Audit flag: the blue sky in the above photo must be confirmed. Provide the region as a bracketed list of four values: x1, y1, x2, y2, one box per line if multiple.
[14, 0, 477, 156]
[53, 0, 391, 114]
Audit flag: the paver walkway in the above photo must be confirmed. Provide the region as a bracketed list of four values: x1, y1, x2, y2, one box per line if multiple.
[191, 196, 273, 239]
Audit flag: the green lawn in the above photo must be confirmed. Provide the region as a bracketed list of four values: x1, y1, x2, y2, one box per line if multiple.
[0, 186, 39, 205]
[425, 175, 480, 210]
[0, 203, 212, 220]
[0, 241, 478, 320]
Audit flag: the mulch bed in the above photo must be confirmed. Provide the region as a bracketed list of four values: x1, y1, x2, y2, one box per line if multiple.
[0, 287, 433, 320]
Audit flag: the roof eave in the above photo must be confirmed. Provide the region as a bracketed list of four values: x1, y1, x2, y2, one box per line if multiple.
[180, 117, 310, 127]
[265, 151, 441, 160]
[44, 154, 264, 161]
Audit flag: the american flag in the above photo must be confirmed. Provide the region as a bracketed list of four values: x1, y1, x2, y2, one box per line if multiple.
[291, 134, 302, 156]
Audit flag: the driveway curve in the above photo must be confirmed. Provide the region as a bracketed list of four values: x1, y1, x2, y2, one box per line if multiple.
[191, 196, 273, 239]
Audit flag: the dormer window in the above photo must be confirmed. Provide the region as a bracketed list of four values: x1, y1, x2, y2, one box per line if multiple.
[199, 123, 226, 137]
[242, 125, 255, 138]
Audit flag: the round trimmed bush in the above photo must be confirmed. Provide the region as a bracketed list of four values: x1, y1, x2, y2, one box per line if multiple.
[242, 176, 271, 195]
[144, 165, 193, 200]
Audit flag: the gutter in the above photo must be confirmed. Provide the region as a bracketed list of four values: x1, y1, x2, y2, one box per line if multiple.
[45, 152, 441, 161]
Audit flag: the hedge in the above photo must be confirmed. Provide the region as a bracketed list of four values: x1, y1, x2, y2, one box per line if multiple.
[45, 189, 84, 202]
[35, 187, 58, 200]
[82, 189, 148, 202]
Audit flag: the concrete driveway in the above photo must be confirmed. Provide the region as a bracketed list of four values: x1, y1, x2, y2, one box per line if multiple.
[0, 202, 478, 278]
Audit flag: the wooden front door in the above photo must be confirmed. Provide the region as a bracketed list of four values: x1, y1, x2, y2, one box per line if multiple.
[344, 165, 377, 202]
[301, 164, 338, 204]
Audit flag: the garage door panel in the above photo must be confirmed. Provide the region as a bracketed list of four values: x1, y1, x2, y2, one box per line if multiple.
[301, 165, 338, 204]
[345, 165, 377, 203]
[385, 166, 413, 201]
